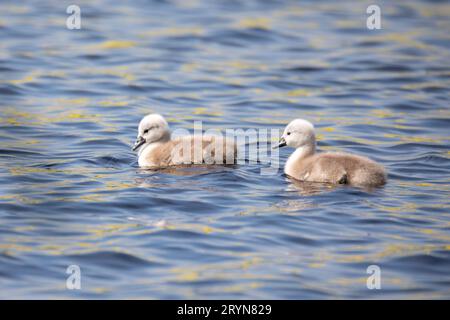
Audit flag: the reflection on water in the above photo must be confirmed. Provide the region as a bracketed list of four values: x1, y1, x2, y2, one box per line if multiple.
[0, 0, 449, 299]
[286, 179, 337, 196]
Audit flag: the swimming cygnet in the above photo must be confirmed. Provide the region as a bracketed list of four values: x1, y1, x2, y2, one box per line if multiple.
[275, 119, 387, 187]
[133, 114, 237, 168]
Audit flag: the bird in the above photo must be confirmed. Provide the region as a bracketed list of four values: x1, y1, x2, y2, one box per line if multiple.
[132, 114, 237, 168]
[274, 119, 387, 187]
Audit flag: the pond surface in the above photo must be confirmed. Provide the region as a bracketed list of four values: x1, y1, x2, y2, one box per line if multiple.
[0, 0, 449, 299]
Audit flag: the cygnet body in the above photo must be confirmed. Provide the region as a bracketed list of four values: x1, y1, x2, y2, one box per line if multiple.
[133, 114, 236, 168]
[276, 119, 386, 187]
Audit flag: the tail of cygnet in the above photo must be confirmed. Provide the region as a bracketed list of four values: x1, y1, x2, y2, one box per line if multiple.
[348, 163, 387, 187]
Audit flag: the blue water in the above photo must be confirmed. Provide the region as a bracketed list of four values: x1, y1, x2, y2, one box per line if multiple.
[0, 0, 449, 299]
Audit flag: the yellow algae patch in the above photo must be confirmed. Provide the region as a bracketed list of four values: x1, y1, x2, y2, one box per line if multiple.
[166, 222, 223, 234]
[5, 118, 20, 125]
[5, 70, 66, 85]
[67, 112, 91, 119]
[77, 194, 105, 202]
[14, 225, 36, 232]
[3, 110, 33, 119]
[308, 262, 325, 268]
[397, 181, 450, 193]
[202, 226, 214, 234]
[55, 111, 100, 123]
[46, 70, 66, 78]
[417, 228, 437, 235]
[99, 100, 129, 107]
[273, 5, 304, 18]
[415, 182, 434, 187]
[102, 181, 136, 191]
[334, 20, 361, 29]
[3, 5, 30, 14]
[193, 107, 222, 116]
[286, 89, 311, 97]
[75, 242, 94, 248]
[393, 124, 416, 130]
[236, 17, 271, 29]
[237, 117, 287, 126]
[21, 140, 41, 145]
[227, 60, 263, 71]
[383, 133, 441, 144]
[97, 40, 136, 49]
[241, 257, 263, 270]
[92, 287, 112, 294]
[139, 27, 204, 38]
[374, 202, 418, 213]
[0, 243, 33, 253]
[321, 127, 335, 132]
[330, 277, 367, 286]
[10, 75, 35, 85]
[370, 32, 429, 50]
[402, 82, 445, 90]
[176, 271, 200, 282]
[180, 62, 198, 73]
[221, 282, 262, 293]
[418, 5, 450, 18]
[80, 66, 135, 82]
[337, 255, 366, 263]
[57, 97, 90, 105]
[86, 223, 138, 238]
[39, 244, 65, 251]
[375, 244, 435, 259]
[10, 167, 63, 176]
[371, 109, 396, 118]
[104, 70, 135, 82]
[19, 110, 104, 124]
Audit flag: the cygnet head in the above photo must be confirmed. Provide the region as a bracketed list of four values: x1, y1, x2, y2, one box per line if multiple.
[132, 114, 170, 151]
[276, 119, 316, 149]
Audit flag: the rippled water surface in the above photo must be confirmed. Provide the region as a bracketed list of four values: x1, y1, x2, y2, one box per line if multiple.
[1, 0, 449, 299]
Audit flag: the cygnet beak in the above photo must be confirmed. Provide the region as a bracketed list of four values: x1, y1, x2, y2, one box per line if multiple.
[273, 136, 287, 149]
[132, 136, 146, 151]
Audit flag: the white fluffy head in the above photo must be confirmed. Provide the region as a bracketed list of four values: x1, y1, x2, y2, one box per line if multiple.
[280, 119, 315, 149]
[133, 114, 170, 151]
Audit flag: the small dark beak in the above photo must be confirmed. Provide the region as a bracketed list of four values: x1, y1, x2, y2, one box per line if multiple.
[273, 137, 287, 149]
[132, 136, 146, 151]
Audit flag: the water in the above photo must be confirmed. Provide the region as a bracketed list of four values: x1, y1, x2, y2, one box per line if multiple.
[0, 0, 449, 299]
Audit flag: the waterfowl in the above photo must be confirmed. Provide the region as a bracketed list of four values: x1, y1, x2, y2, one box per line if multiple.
[275, 119, 386, 187]
[133, 114, 237, 168]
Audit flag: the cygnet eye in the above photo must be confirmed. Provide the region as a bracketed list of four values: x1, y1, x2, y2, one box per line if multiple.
[287, 132, 291, 136]
[143, 125, 158, 134]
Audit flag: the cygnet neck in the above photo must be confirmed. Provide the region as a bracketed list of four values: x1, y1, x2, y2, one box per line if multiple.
[290, 141, 316, 162]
